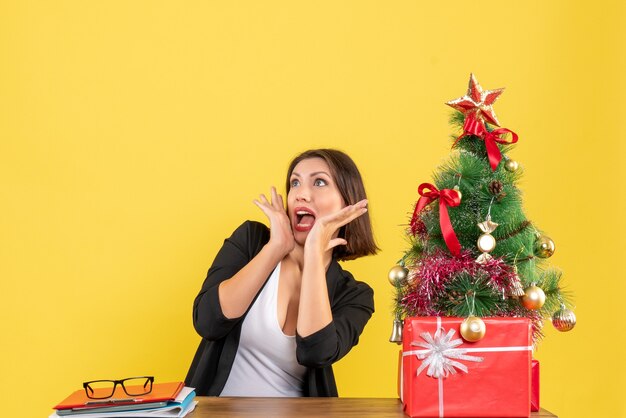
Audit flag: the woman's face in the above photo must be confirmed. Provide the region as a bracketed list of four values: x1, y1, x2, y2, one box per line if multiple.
[287, 157, 345, 244]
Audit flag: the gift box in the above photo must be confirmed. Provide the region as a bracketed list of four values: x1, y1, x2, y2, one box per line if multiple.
[398, 349, 403, 399]
[401, 317, 532, 418]
[531, 360, 540, 412]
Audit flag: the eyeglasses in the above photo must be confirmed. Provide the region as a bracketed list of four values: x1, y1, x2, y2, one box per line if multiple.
[83, 376, 154, 399]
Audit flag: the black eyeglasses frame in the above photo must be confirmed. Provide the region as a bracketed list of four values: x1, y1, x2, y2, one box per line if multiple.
[82, 376, 154, 400]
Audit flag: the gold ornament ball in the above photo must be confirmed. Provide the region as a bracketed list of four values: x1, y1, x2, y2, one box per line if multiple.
[521, 285, 546, 310]
[453, 185, 462, 201]
[552, 307, 576, 332]
[504, 159, 519, 172]
[534, 235, 555, 258]
[388, 265, 409, 286]
[460, 316, 486, 342]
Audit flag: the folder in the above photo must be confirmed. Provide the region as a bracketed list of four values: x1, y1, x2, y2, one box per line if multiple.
[54, 382, 184, 411]
[50, 387, 196, 418]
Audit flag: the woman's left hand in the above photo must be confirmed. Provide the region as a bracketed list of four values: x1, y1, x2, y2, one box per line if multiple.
[304, 199, 368, 256]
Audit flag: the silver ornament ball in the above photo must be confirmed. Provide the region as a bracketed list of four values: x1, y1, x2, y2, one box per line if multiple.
[388, 265, 409, 286]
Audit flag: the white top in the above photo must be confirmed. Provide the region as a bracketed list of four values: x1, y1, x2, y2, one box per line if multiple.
[220, 262, 306, 397]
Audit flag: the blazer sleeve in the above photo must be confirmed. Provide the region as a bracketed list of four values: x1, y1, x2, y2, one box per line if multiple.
[192, 221, 269, 341]
[295, 278, 374, 368]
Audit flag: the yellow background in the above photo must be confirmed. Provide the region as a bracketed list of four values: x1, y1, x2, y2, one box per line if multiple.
[1, 1, 625, 417]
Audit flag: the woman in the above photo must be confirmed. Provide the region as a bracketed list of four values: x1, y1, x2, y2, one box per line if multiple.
[185, 149, 378, 397]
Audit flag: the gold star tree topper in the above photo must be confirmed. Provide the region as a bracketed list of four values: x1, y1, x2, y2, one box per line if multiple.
[446, 74, 505, 127]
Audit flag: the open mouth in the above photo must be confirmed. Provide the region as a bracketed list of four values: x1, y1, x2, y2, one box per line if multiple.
[294, 207, 316, 232]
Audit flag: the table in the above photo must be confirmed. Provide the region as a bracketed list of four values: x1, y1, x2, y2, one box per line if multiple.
[191, 397, 557, 417]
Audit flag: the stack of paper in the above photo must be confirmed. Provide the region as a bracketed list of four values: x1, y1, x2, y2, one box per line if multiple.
[50, 383, 197, 418]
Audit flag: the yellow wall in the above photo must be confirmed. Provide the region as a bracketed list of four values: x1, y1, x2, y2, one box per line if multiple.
[1, 1, 624, 417]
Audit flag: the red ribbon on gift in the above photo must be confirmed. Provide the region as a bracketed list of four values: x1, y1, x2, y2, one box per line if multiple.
[409, 183, 461, 256]
[454, 113, 519, 171]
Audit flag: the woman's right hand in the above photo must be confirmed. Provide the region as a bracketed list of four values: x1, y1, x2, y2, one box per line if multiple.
[253, 187, 295, 257]
[217, 190, 295, 320]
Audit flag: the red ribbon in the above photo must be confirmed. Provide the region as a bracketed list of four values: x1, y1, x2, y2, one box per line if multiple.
[454, 113, 519, 171]
[409, 183, 462, 256]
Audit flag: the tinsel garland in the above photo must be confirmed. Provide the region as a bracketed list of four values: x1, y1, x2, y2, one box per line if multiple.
[504, 303, 545, 344]
[410, 215, 428, 239]
[401, 250, 518, 316]
[400, 249, 546, 344]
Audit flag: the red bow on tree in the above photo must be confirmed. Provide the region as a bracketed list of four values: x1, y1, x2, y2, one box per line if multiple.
[409, 183, 462, 256]
[455, 113, 519, 171]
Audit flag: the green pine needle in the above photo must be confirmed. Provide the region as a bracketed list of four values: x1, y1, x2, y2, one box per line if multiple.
[438, 272, 507, 317]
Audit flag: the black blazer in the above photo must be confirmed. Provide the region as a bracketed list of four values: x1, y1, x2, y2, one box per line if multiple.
[185, 221, 375, 396]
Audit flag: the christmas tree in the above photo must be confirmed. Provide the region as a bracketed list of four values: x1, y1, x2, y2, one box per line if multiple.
[389, 74, 576, 345]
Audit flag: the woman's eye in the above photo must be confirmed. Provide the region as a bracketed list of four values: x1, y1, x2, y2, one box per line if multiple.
[314, 179, 327, 187]
[291, 179, 300, 187]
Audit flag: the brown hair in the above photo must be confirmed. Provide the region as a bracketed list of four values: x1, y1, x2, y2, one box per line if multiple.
[285, 149, 379, 261]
